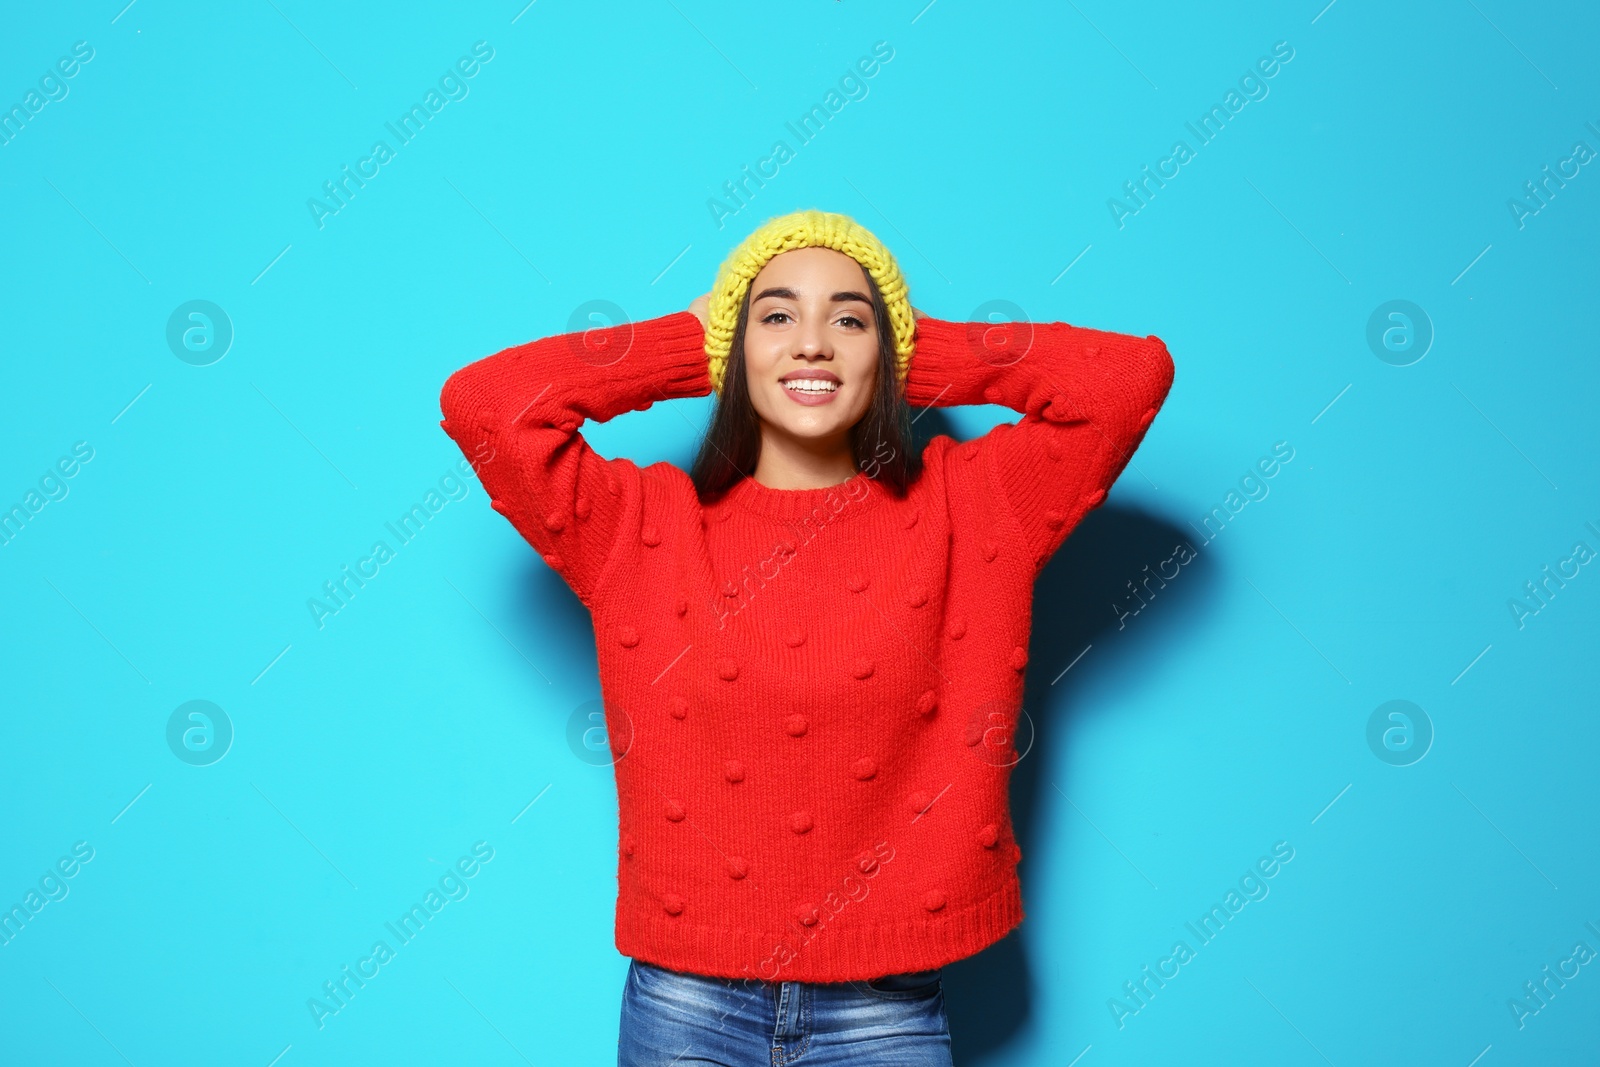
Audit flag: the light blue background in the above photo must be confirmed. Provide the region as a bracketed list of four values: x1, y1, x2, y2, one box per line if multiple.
[2, 1, 1596, 1063]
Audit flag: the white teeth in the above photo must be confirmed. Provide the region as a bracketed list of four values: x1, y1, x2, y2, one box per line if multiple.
[784, 379, 837, 393]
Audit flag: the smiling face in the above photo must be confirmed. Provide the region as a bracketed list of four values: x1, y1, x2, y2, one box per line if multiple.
[742, 246, 881, 451]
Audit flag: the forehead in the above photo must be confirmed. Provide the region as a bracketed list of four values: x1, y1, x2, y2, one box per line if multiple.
[750, 246, 869, 293]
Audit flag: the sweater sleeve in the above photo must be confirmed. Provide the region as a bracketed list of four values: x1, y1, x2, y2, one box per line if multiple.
[904, 315, 1175, 567]
[438, 310, 712, 606]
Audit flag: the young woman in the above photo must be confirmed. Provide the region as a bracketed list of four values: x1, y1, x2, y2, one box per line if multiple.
[438, 209, 1175, 1065]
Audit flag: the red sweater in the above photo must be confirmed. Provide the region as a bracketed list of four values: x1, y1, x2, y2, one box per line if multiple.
[438, 309, 1174, 982]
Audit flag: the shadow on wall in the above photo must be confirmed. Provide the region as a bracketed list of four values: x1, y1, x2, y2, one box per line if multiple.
[515, 555, 602, 678]
[942, 463, 1219, 1060]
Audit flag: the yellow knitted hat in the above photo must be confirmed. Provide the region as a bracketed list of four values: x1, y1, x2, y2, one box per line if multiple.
[704, 209, 915, 396]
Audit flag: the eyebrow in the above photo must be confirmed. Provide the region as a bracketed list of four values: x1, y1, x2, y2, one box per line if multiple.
[751, 286, 872, 307]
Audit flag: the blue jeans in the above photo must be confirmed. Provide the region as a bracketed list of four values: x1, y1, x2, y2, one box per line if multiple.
[618, 957, 955, 1066]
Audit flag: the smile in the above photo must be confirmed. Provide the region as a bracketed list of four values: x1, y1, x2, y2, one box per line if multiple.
[782, 380, 838, 394]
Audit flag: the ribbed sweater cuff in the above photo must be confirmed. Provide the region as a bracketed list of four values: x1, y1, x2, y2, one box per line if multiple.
[598, 310, 712, 420]
[903, 317, 989, 409]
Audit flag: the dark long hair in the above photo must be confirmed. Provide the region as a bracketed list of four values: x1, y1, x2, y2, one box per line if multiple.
[688, 268, 923, 502]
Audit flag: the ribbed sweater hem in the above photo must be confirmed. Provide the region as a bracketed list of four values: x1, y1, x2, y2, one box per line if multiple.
[614, 871, 1024, 983]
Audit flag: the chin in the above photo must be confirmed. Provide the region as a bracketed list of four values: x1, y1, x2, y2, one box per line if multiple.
[777, 418, 849, 440]
[760, 397, 850, 434]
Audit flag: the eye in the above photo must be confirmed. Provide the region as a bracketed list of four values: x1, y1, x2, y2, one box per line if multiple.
[760, 311, 791, 325]
[838, 315, 868, 329]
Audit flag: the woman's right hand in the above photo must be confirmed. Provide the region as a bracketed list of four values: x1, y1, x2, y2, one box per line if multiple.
[688, 292, 710, 329]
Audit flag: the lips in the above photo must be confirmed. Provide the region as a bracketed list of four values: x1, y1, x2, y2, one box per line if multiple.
[780, 375, 841, 404]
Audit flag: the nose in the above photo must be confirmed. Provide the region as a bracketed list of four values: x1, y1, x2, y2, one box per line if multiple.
[795, 316, 832, 359]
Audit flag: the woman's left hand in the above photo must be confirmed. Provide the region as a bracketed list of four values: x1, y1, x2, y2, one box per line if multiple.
[688, 292, 711, 329]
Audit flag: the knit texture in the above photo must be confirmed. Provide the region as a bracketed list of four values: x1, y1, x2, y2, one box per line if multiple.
[438, 309, 1175, 982]
[704, 209, 915, 396]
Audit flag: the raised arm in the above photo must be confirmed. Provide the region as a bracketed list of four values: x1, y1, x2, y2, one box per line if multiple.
[904, 314, 1175, 568]
[438, 309, 711, 606]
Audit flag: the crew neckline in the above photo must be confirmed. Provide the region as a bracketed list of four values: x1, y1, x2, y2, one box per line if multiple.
[721, 469, 886, 522]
